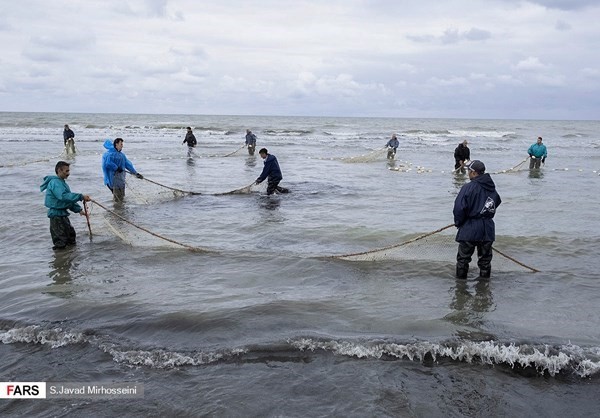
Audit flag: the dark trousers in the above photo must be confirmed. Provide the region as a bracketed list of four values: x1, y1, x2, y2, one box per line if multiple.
[107, 185, 125, 201]
[529, 157, 542, 169]
[266, 180, 289, 195]
[456, 241, 493, 277]
[247, 144, 255, 155]
[50, 216, 76, 249]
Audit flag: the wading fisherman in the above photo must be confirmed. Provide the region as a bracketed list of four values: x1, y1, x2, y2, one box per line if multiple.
[528, 136, 547, 169]
[454, 140, 470, 173]
[255, 148, 289, 195]
[40, 161, 91, 250]
[102, 138, 143, 202]
[453, 160, 501, 279]
[385, 134, 399, 159]
[245, 129, 257, 155]
[63, 124, 76, 155]
[182, 127, 197, 157]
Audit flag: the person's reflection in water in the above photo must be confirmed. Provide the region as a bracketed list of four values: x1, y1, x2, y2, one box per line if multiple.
[47, 249, 77, 298]
[452, 171, 468, 191]
[258, 195, 282, 212]
[528, 169, 544, 179]
[245, 155, 257, 168]
[447, 279, 494, 327]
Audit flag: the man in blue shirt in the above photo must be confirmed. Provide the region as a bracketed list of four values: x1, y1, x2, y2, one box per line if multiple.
[528, 137, 547, 169]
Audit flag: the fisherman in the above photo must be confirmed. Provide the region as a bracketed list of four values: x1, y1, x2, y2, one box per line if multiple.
[182, 127, 197, 157]
[255, 148, 289, 195]
[245, 129, 257, 155]
[40, 161, 91, 250]
[63, 124, 76, 155]
[528, 136, 547, 169]
[385, 134, 399, 159]
[102, 138, 143, 201]
[454, 140, 470, 173]
[453, 160, 501, 279]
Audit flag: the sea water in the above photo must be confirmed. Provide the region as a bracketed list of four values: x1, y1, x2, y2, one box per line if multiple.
[1, 112, 599, 416]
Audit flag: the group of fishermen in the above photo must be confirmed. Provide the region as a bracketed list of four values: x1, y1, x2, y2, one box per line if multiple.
[46, 125, 546, 281]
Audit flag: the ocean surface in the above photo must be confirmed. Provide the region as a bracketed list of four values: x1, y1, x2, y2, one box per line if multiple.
[1, 112, 599, 416]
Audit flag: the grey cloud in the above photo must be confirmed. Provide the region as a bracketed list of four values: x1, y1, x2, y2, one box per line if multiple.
[30, 33, 96, 51]
[463, 28, 492, 41]
[555, 20, 571, 31]
[526, 0, 599, 10]
[409, 27, 492, 45]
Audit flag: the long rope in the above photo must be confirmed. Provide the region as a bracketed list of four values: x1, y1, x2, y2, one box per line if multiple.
[332, 223, 455, 258]
[222, 144, 246, 157]
[493, 156, 530, 174]
[140, 176, 202, 195]
[492, 247, 539, 273]
[134, 174, 255, 196]
[90, 199, 211, 253]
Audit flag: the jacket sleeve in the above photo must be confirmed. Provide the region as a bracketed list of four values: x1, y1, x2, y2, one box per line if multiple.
[102, 153, 118, 172]
[453, 188, 468, 227]
[124, 156, 137, 174]
[257, 161, 270, 182]
[527, 144, 534, 156]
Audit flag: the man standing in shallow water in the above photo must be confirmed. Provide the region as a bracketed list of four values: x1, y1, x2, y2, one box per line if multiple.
[528, 136, 547, 169]
[255, 148, 289, 195]
[453, 160, 501, 279]
[40, 161, 91, 250]
[102, 138, 143, 201]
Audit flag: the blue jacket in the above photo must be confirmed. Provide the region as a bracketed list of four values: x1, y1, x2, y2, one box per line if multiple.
[102, 139, 138, 189]
[528, 143, 547, 158]
[40, 176, 83, 218]
[256, 154, 282, 183]
[386, 138, 399, 150]
[245, 132, 257, 146]
[453, 173, 501, 242]
[63, 129, 75, 141]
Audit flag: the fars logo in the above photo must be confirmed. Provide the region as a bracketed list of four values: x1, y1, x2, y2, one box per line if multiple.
[0, 382, 46, 399]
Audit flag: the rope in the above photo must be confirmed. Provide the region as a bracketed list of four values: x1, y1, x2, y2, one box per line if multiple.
[493, 157, 529, 174]
[492, 246, 539, 273]
[222, 144, 246, 157]
[332, 223, 455, 258]
[139, 176, 202, 195]
[90, 199, 211, 253]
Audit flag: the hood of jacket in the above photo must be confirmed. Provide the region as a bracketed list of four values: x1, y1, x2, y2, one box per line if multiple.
[103, 139, 117, 152]
[472, 173, 496, 193]
[40, 175, 60, 192]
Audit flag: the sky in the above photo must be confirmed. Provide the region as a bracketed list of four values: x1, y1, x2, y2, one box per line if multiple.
[0, 0, 599, 119]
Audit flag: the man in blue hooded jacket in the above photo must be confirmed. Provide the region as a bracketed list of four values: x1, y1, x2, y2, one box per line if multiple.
[453, 160, 501, 279]
[40, 161, 91, 250]
[385, 134, 399, 159]
[102, 138, 143, 201]
[528, 136, 547, 169]
[255, 148, 289, 195]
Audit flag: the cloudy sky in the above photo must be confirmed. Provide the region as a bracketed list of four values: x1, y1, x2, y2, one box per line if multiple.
[1, 0, 599, 119]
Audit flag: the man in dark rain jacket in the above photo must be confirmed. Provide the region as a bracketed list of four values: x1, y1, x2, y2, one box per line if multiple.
[454, 140, 470, 172]
[453, 160, 501, 279]
[255, 148, 289, 195]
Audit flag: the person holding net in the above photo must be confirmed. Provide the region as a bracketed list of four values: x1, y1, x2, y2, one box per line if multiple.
[63, 124, 76, 155]
[182, 127, 197, 157]
[255, 148, 289, 195]
[453, 160, 501, 279]
[528, 136, 547, 169]
[102, 138, 143, 202]
[454, 140, 470, 173]
[385, 134, 399, 159]
[245, 129, 257, 155]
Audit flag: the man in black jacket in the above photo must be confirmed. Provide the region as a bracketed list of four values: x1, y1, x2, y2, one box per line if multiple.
[255, 148, 289, 195]
[182, 127, 197, 157]
[454, 140, 470, 173]
[453, 160, 501, 279]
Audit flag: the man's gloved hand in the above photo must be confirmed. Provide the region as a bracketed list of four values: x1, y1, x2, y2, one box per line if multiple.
[255, 179, 262, 185]
[531, 156, 536, 159]
[542, 157, 546, 163]
[116, 167, 124, 173]
[135, 173, 144, 179]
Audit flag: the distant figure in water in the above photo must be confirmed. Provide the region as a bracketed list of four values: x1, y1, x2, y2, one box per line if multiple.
[453, 160, 501, 280]
[40, 161, 91, 250]
[245, 129, 257, 155]
[528, 136, 547, 169]
[255, 148, 289, 195]
[454, 140, 470, 173]
[182, 127, 197, 157]
[63, 124, 76, 155]
[385, 134, 399, 159]
[102, 138, 143, 202]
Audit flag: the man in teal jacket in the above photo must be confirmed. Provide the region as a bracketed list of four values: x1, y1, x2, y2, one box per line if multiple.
[40, 161, 91, 250]
[528, 136, 547, 169]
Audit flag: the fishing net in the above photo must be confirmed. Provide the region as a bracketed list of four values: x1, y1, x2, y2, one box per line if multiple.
[332, 224, 538, 273]
[340, 147, 387, 163]
[125, 176, 189, 205]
